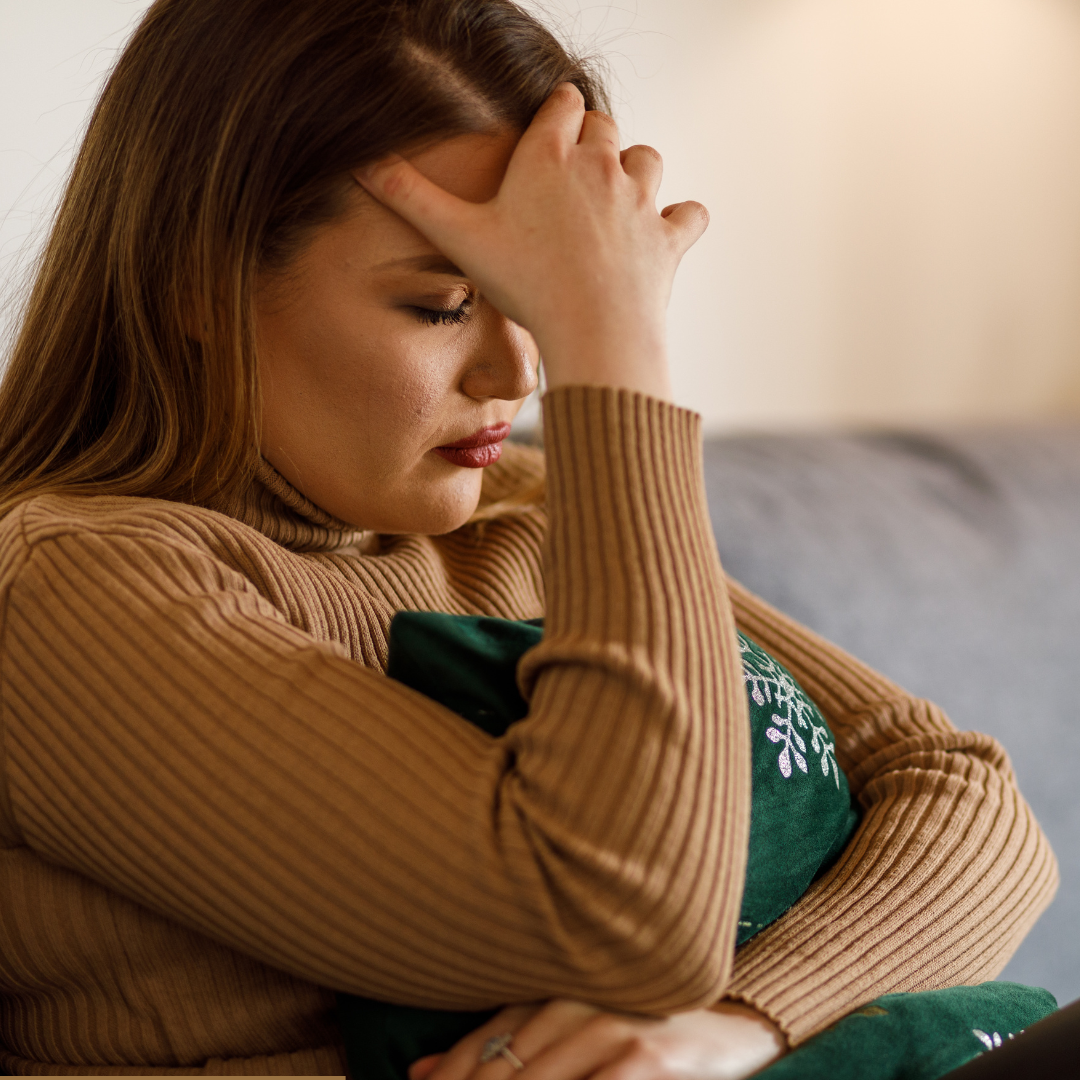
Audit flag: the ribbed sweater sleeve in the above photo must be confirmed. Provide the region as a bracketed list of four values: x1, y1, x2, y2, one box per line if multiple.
[0, 386, 749, 1015]
[723, 578, 1059, 1044]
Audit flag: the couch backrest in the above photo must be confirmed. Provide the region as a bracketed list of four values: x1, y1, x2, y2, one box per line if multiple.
[703, 425, 1080, 1006]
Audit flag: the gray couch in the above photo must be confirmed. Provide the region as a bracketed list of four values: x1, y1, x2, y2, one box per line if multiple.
[702, 425, 1080, 1007]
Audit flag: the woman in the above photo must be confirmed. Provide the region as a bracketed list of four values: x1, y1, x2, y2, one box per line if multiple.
[0, 0, 1056, 1076]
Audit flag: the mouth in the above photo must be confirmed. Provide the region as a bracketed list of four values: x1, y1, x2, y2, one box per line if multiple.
[433, 422, 512, 469]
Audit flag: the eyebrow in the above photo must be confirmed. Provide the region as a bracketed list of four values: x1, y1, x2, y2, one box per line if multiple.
[370, 253, 468, 276]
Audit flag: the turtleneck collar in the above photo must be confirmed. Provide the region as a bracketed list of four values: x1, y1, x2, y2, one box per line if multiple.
[208, 458, 379, 555]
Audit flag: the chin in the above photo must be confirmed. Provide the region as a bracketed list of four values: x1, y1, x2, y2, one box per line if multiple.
[342, 473, 483, 536]
[412, 467, 486, 535]
[401, 502, 479, 536]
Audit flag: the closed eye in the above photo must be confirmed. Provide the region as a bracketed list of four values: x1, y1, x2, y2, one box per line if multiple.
[413, 299, 472, 326]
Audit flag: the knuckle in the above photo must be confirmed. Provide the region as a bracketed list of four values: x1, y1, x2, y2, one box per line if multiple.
[553, 83, 584, 106]
[631, 143, 663, 165]
[586, 1013, 632, 1042]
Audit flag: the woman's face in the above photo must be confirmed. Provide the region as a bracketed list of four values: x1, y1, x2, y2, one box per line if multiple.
[254, 130, 538, 534]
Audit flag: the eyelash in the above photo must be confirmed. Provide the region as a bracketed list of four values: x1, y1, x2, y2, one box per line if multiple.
[414, 299, 472, 326]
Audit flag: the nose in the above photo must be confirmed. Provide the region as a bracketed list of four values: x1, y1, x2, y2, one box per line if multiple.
[460, 305, 539, 403]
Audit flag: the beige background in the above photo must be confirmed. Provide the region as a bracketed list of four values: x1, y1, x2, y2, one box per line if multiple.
[3, 0, 1080, 433]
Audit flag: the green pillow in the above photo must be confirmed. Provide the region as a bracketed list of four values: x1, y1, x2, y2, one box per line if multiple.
[339, 612, 859, 1079]
[736, 631, 859, 941]
[755, 982, 1057, 1080]
[339, 614, 1057, 1080]
[385, 613, 858, 942]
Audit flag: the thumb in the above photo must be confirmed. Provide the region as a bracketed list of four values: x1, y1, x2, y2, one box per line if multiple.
[353, 155, 480, 247]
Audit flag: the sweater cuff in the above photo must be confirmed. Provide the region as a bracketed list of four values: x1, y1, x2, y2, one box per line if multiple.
[724, 969, 880, 1046]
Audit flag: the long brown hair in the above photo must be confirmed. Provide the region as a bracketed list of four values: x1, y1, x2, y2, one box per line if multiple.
[0, 0, 605, 514]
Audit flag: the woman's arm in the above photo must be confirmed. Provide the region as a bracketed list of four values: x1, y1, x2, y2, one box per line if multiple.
[0, 387, 749, 1015]
[721, 578, 1058, 1044]
[0, 85, 752, 1014]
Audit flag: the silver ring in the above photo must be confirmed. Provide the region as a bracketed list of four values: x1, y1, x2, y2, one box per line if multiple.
[480, 1033, 525, 1071]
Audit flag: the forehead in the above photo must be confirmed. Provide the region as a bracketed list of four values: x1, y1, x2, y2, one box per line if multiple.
[336, 129, 520, 272]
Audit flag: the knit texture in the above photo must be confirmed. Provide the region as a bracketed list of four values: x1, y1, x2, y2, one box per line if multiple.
[0, 387, 1056, 1074]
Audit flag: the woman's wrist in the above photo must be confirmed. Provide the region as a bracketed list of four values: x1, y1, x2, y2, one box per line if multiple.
[708, 999, 788, 1068]
[538, 323, 673, 402]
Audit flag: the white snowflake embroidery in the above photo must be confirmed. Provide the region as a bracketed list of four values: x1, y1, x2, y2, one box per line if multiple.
[972, 1029, 1014, 1051]
[739, 635, 841, 788]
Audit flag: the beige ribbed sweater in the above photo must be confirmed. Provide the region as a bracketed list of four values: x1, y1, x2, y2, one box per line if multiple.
[0, 388, 1056, 1076]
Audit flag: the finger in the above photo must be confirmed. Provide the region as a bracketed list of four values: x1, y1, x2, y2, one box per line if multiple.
[410, 1055, 443, 1080]
[352, 156, 481, 247]
[661, 200, 710, 253]
[494, 1001, 599, 1071]
[516, 1013, 642, 1080]
[620, 145, 663, 198]
[578, 110, 620, 151]
[428, 1005, 539, 1080]
[462, 1001, 598, 1080]
[517, 82, 587, 153]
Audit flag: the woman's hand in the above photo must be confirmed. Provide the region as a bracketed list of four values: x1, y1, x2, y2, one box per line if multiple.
[354, 84, 709, 401]
[409, 999, 786, 1080]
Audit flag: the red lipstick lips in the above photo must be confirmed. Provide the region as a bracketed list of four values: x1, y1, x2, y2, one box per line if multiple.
[433, 422, 512, 469]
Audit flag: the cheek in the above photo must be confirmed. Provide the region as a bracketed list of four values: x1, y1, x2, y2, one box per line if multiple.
[263, 302, 451, 455]
[347, 335, 461, 461]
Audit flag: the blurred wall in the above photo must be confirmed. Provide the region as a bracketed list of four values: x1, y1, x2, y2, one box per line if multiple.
[535, 0, 1080, 432]
[0, 1, 155, 347]
[4, 0, 1080, 433]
